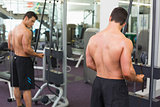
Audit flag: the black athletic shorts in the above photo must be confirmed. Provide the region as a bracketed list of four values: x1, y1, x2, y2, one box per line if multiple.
[11, 55, 35, 90]
[91, 76, 129, 107]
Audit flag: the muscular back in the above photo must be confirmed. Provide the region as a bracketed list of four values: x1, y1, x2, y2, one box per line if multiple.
[86, 29, 133, 79]
[9, 24, 32, 57]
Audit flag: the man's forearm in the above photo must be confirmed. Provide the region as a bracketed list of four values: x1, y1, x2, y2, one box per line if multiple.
[8, 44, 14, 51]
[24, 48, 39, 57]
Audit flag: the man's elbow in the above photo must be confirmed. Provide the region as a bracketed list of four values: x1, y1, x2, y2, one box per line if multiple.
[8, 45, 12, 51]
[123, 71, 130, 77]
[8, 44, 11, 49]
[122, 71, 131, 80]
[86, 62, 92, 69]
[86, 62, 90, 68]
[23, 48, 29, 54]
[123, 70, 136, 82]
[86, 63, 96, 71]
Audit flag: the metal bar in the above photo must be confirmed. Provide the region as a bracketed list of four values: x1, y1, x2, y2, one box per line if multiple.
[48, 0, 56, 83]
[135, 0, 140, 62]
[149, 0, 156, 106]
[49, 0, 56, 51]
[122, 0, 133, 34]
[43, 48, 46, 81]
[152, 0, 160, 98]
[75, 54, 84, 68]
[56, 29, 59, 50]
[62, 0, 67, 98]
[84, 11, 92, 20]
[34, 0, 47, 53]
[92, 10, 95, 27]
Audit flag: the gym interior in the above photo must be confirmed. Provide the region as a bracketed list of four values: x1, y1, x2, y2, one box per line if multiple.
[0, 0, 159, 107]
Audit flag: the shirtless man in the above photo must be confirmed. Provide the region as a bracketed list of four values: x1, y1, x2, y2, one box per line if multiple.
[8, 11, 43, 107]
[86, 7, 144, 107]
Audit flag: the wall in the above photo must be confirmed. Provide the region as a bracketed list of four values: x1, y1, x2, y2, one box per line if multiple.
[100, 0, 118, 31]
[0, 17, 3, 25]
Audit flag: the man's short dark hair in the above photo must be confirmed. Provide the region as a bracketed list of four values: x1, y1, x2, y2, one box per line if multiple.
[110, 7, 128, 25]
[23, 11, 38, 20]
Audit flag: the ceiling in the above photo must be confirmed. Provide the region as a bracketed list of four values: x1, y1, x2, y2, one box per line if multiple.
[0, 0, 99, 14]
[0, 0, 151, 19]
[1, 0, 150, 14]
[68, 0, 95, 11]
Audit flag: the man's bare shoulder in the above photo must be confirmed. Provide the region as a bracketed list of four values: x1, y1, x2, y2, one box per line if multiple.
[24, 28, 32, 36]
[124, 37, 133, 46]
[118, 32, 132, 44]
[121, 35, 133, 51]
[16, 23, 31, 35]
[88, 34, 97, 43]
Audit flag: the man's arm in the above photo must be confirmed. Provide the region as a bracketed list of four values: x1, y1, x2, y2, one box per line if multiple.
[22, 30, 43, 58]
[8, 31, 14, 51]
[120, 39, 144, 82]
[86, 42, 96, 71]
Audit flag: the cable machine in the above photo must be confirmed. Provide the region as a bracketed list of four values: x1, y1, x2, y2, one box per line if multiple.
[32, 0, 69, 106]
[124, 0, 160, 107]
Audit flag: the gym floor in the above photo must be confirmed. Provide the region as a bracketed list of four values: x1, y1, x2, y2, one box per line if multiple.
[0, 59, 155, 107]
[0, 60, 91, 107]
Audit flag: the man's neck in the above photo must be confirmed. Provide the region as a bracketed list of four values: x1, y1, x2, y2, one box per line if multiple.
[21, 21, 27, 27]
[21, 21, 31, 30]
[107, 21, 122, 32]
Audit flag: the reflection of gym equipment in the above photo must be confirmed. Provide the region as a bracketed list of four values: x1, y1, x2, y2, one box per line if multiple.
[32, 48, 68, 106]
[76, 25, 87, 39]
[33, 29, 39, 43]
[0, 42, 15, 102]
[83, 9, 95, 27]
[67, 24, 87, 48]
[129, 0, 160, 107]
[32, 0, 69, 106]
[67, 44, 84, 68]
[44, 31, 49, 42]
[0, 24, 5, 42]
[136, 30, 149, 63]
[83, 28, 99, 84]
[125, 33, 136, 47]
[73, 25, 87, 48]
[67, 24, 76, 44]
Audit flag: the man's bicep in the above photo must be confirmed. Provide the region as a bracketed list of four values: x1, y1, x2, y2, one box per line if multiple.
[121, 48, 132, 67]
[22, 32, 32, 50]
[8, 32, 11, 44]
[8, 31, 12, 49]
[120, 41, 133, 75]
[86, 46, 91, 64]
[86, 46, 93, 63]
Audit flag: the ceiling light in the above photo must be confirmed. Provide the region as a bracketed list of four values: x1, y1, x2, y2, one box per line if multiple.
[68, 2, 90, 6]
[24, 0, 44, 2]
[24, 0, 90, 6]
[118, 1, 151, 6]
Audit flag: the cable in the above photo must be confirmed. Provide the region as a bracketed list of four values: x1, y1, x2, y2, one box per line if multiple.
[122, 0, 133, 34]
[34, 0, 47, 55]
[48, 0, 56, 84]
[33, 0, 47, 89]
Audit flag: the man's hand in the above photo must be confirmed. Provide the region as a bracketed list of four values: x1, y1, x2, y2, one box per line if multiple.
[136, 74, 144, 83]
[37, 53, 44, 58]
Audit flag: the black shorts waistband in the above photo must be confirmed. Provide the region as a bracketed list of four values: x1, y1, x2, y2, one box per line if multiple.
[14, 55, 31, 59]
[96, 76, 125, 83]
